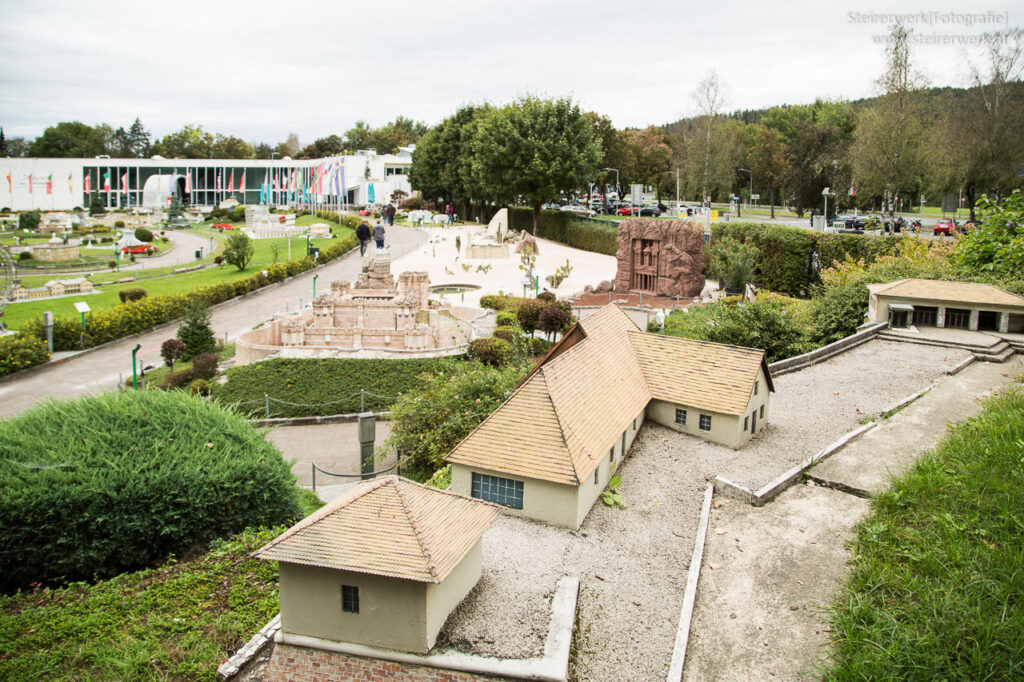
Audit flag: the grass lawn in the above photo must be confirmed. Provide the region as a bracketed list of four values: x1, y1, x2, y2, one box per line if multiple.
[0, 493, 319, 682]
[3, 221, 355, 331]
[827, 383, 1024, 680]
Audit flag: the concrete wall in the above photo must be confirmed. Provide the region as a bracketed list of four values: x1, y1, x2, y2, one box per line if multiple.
[872, 294, 1024, 331]
[576, 407, 644, 527]
[768, 323, 886, 377]
[425, 541, 482, 649]
[646, 397, 755, 449]
[450, 463, 580, 529]
[264, 642, 502, 681]
[279, 562, 431, 653]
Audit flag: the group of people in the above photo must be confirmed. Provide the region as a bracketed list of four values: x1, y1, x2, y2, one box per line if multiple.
[381, 203, 396, 226]
[356, 220, 386, 255]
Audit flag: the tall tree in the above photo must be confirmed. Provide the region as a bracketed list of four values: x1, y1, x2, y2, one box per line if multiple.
[851, 23, 927, 220]
[472, 96, 601, 233]
[274, 133, 301, 158]
[28, 121, 113, 157]
[126, 118, 150, 157]
[693, 70, 727, 205]
[211, 134, 253, 159]
[252, 142, 275, 159]
[409, 105, 490, 218]
[747, 126, 789, 218]
[297, 135, 344, 159]
[151, 124, 214, 158]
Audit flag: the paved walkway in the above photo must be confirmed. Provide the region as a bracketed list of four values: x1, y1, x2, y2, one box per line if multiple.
[265, 421, 394, 487]
[682, 356, 1023, 680]
[0, 226, 428, 418]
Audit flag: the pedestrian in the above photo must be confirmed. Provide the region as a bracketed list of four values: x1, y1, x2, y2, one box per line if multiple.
[356, 220, 371, 256]
[446, 203, 454, 225]
[385, 203, 396, 226]
[373, 220, 386, 249]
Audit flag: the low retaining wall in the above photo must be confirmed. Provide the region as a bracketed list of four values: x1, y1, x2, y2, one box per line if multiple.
[768, 322, 887, 377]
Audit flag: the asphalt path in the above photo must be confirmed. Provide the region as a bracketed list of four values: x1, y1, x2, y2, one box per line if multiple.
[0, 226, 426, 419]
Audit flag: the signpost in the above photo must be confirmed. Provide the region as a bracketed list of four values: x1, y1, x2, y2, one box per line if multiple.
[74, 301, 90, 348]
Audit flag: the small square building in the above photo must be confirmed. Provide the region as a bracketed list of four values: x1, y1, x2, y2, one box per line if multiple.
[254, 476, 499, 654]
[446, 304, 773, 529]
[868, 279, 1024, 333]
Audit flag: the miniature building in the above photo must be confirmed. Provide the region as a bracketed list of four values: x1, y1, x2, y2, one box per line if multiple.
[868, 279, 1024, 333]
[613, 218, 705, 298]
[10, 277, 94, 301]
[447, 304, 773, 529]
[235, 249, 473, 364]
[308, 222, 331, 239]
[254, 476, 499, 654]
[30, 233, 79, 263]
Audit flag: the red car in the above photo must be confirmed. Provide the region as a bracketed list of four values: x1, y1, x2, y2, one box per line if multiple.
[933, 218, 956, 236]
[122, 245, 157, 255]
[212, 223, 234, 230]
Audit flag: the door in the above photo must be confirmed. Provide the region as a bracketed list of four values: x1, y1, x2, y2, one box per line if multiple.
[751, 411, 757, 433]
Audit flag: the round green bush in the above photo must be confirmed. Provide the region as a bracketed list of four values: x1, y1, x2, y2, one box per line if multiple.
[113, 220, 126, 229]
[189, 378, 210, 396]
[18, 251, 30, 261]
[134, 227, 153, 242]
[495, 310, 517, 327]
[492, 325, 519, 342]
[0, 391, 301, 591]
[470, 337, 512, 367]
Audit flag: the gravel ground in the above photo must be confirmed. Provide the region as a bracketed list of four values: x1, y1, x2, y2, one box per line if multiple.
[436, 339, 970, 681]
[712, 339, 971, 491]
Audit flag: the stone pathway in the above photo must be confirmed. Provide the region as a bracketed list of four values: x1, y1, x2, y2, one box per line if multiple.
[682, 356, 1023, 680]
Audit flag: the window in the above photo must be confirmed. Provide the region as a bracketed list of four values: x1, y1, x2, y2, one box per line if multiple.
[633, 417, 637, 430]
[609, 447, 614, 463]
[594, 469, 599, 484]
[471, 472, 523, 509]
[945, 308, 970, 329]
[675, 409, 687, 425]
[699, 415, 712, 431]
[342, 585, 359, 613]
[754, 381, 759, 395]
[759, 405, 764, 419]
[744, 416, 749, 431]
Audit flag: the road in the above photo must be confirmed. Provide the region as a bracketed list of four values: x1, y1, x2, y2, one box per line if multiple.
[0, 226, 427, 419]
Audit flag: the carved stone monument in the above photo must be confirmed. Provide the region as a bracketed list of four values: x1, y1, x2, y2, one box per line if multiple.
[613, 218, 705, 298]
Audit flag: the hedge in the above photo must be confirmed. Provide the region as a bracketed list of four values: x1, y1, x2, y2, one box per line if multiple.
[18, 233, 358, 353]
[710, 222, 902, 297]
[0, 390, 301, 591]
[0, 333, 50, 377]
[212, 357, 463, 418]
[508, 207, 619, 255]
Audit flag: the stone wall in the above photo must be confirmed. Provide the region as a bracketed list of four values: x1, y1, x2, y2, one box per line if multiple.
[31, 244, 80, 262]
[264, 643, 510, 681]
[612, 218, 704, 298]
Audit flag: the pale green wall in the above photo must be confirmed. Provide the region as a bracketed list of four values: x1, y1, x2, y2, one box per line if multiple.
[576, 407, 645, 527]
[451, 463, 580, 528]
[279, 562, 430, 653]
[425, 540, 482, 648]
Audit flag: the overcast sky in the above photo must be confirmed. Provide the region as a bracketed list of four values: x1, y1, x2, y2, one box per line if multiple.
[0, 0, 1017, 146]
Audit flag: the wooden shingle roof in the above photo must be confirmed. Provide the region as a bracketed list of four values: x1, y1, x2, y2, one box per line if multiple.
[628, 332, 769, 415]
[871, 279, 1024, 307]
[253, 476, 498, 583]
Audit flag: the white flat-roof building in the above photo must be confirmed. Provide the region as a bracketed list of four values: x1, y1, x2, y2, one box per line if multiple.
[1, 148, 413, 212]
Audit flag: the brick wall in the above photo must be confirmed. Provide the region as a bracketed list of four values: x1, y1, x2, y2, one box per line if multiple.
[263, 642, 511, 682]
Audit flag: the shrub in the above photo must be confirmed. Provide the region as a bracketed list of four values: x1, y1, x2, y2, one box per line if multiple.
[160, 338, 186, 375]
[470, 337, 512, 367]
[118, 287, 148, 304]
[955, 189, 1024, 279]
[191, 352, 219, 380]
[214, 255, 225, 266]
[88, 195, 106, 216]
[495, 310, 517, 326]
[189, 378, 210, 396]
[399, 196, 422, 210]
[226, 205, 246, 223]
[385, 362, 527, 481]
[0, 333, 49, 377]
[0, 390, 301, 591]
[160, 367, 194, 389]
[708, 236, 760, 289]
[492, 325, 519, 341]
[18, 210, 40, 231]
[223, 232, 254, 271]
[515, 298, 547, 334]
[536, 290, 556, 303]
[134, 227, 153, 242]
[480, 293, 527, 311]
[17, 251, 30, 261]
[538, 304, 570, 339]
[113, 220, 126, 229]
[177, 305, 217, 360]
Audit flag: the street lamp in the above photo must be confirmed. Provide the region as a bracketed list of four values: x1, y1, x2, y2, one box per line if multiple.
[737, 168, 752, 218]
[603, 168, 620, 199]
[822, 187, 831, 229]
[131, 343, 142, 390]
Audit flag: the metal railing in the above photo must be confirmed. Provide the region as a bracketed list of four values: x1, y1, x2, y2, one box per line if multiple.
[311, 460, 399, 491]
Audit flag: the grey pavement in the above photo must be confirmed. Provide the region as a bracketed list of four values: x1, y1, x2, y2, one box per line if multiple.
[0, 226, 427, 419]
[265, 421, 394, 487]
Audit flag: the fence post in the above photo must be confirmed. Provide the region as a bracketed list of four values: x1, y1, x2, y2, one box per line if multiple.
[360, 389, 365, 412]
[358, 412, 375, 480]
[311, 463, 316, 492]
[264, 393, 270, 418]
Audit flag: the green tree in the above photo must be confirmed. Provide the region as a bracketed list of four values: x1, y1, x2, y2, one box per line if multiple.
[89, 194, 106, 216]
[152, 124, 214, 158]
[747, 126, 790, 217]
[409, 104, 490, 219]
[297, 134, 344, 159]
[252, 142, 275, 159]
[211, 134, 253, 159]
[223, 231, 254, 271]
[472, 96, 602, 233]
[28, 121, 113, 157]
[166, 195, 186, 226]
[160, 338, 186, 375]
[274, 133, 301, 158]
[176, 304, 217, 360]
[955, 189, 1024, 277]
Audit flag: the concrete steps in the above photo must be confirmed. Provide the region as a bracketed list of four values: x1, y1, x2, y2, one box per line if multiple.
[878, 330, 1016, 363]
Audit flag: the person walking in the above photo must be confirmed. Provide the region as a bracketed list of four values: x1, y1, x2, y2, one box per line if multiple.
[373, 220, 386, 249]
[385, 203, 396, 226]
[446, 203, 454, 225]
[356, 220, 371, 256]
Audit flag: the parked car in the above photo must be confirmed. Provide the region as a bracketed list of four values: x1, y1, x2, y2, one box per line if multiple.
[883, 216, 905, 233]
[541, 202, 561, 210]
[121, 244, 157, 255]
[832, 215, 866, 230]
[560, 205, 596, 217]
[211, 223, 234, 230]
[933, 218, 956, 236]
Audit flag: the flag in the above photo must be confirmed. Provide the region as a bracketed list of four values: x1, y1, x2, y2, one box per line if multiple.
[46, 173, 53, 194]
[185, 171, 192, 194]
[228, 171, 234, 194]
[103, 171, 110, 193]
[216, 173, 222, 191]
[238, 171, 245, 193]
[28, 173, 33, 194]
[84, 172, 91, 194]
[121, 172, 128, 195]
[6, 171, 12, 193]
[68, 172, 73, 192]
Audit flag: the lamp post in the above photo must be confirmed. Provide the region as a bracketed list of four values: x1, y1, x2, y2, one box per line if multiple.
[737, 168, 752, 218]
[131, 343, 141, 390]
[603, 167, 620, 201]
[313, 273, 319, 298]
[822, 187, 831, 230]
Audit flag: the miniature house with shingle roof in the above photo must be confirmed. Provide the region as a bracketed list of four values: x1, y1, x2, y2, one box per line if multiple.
[446, 304, 773, 529]
[867, 279, 1024, 333]
[254, 476, 499, 654]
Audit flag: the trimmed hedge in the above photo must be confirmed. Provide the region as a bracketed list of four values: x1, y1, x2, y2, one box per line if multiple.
[710, 222, 902, 297]
[0, 333, 50, 377]
[18, 233, 358, 353]
[212, 357, 463, 418]
[0, 390, 301, 591]
[508, 207, 619, 255]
